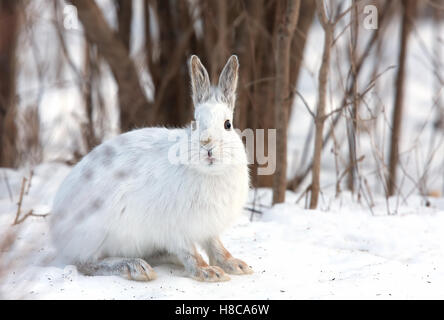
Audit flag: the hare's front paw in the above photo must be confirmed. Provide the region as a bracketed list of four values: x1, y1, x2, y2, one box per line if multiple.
[193, 266, 231, 282]
[217, 258, 253, 275]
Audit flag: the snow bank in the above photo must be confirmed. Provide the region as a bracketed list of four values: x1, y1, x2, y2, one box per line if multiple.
[1, 165, 444, 299]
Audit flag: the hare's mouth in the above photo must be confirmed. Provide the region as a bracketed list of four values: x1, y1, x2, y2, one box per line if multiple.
[206, 157, 216, 165]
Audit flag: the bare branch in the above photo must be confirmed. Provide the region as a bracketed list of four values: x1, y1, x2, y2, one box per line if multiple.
[294, 90, 315, 119]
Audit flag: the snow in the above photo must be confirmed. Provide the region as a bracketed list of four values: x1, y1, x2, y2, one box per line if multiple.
[1, 165, 444, 300]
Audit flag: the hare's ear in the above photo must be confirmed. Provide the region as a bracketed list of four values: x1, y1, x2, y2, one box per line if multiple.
[218, 55, 239, 110]
[189, 55, 210, 106]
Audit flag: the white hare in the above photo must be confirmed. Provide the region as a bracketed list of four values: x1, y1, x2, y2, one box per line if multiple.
[50, 55, 252, 282]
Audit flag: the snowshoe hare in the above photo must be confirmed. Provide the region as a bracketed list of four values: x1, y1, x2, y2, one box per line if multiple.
[50, 55, 252, 282]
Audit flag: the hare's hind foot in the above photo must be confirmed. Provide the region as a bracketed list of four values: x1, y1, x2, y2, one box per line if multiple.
[216, 257, 253, 275]
[204, 238, 253, 275]
[77, 257, 157, 281]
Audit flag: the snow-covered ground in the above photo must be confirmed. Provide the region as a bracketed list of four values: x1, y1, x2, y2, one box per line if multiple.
[1, 163, 444, 299]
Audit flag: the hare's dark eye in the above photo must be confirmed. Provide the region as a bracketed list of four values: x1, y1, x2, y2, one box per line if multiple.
[224, 120, 231, 130]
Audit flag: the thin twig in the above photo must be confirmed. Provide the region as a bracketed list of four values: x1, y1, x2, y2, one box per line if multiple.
[24, 170, 34, 196]
[245, 207, 263, 215]
[250, 187, 258, 221]
[295, 184, 312, 205]
[13, 210, 49, 226]
[13, 176, 49, 225]
[294, 90, 315, 119]
[14, 177, 27, 225]
[2, 171, 13, 203]
[335, 155, 365, 195]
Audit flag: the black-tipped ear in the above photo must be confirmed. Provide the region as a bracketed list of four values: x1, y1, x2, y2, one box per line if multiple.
[189, 55, 210, 106]
[218, 55, 239, 110]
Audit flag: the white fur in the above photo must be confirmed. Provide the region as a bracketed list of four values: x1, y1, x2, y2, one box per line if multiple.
[50, 58, 249, 267]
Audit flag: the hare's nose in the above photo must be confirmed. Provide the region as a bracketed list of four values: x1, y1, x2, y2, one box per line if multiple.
[200, 137, 212, 146]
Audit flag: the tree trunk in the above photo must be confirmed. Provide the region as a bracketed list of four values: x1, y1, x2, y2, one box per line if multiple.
[116, 0, 132, 52]
[346, 0, 359, 193]
[235, 0, 278, 188]
[70, 0, 151, 133]
[387, 0, 415, 196]
[272, 0, 301, 204]
[82, 41, 98, 151]
[309, 0, 333, 209]
[287, 0, 316, 123]
[0, 0, 19, 167]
